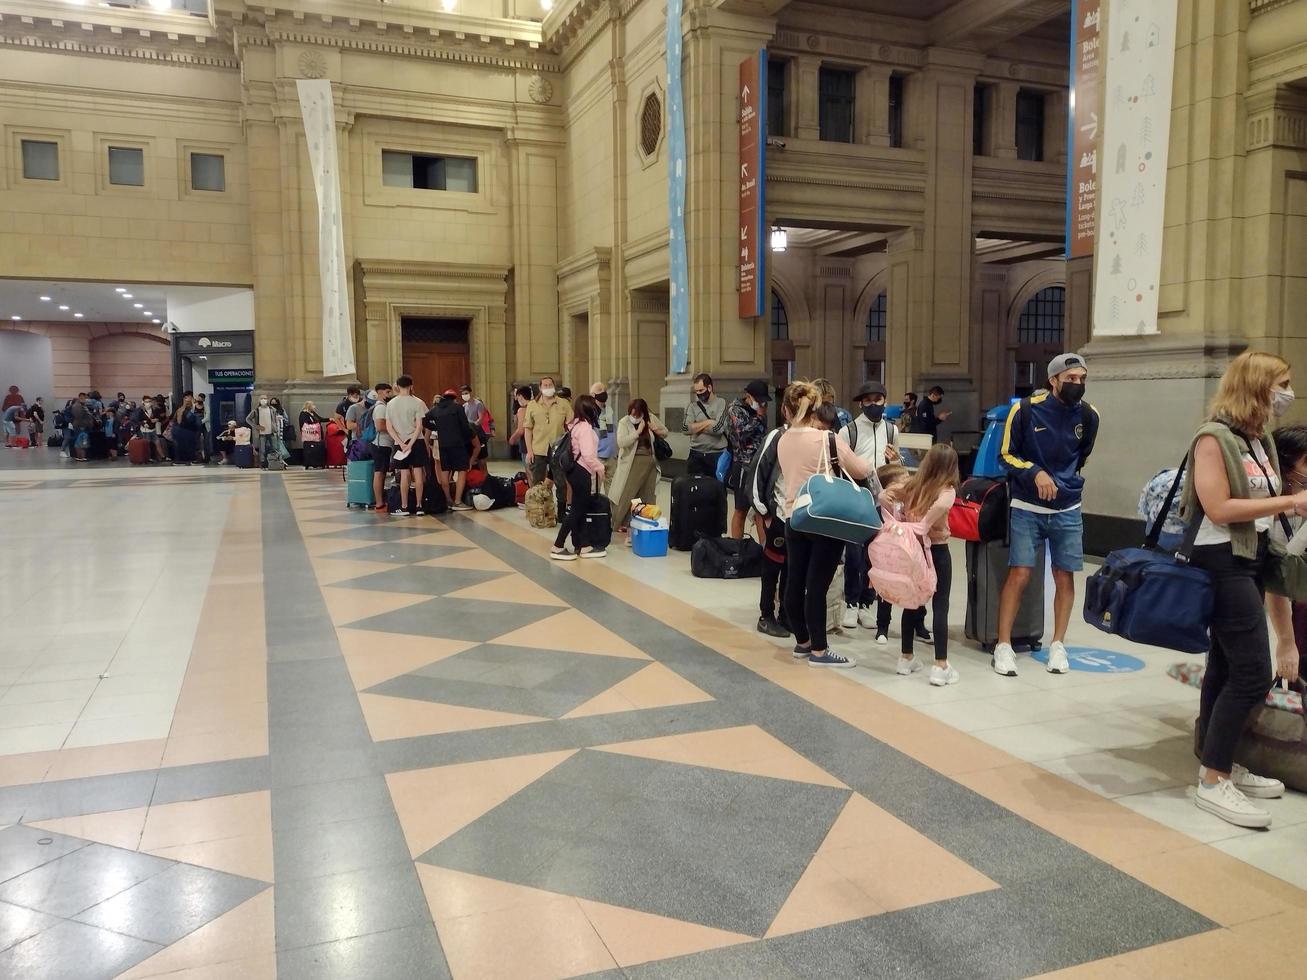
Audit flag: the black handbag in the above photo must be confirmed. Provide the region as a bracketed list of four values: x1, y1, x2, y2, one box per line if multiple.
[653, 434, 673, 462]
[690, 535, 763, 579]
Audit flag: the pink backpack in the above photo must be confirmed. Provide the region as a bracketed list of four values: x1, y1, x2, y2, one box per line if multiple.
[867, 512, 937, 609]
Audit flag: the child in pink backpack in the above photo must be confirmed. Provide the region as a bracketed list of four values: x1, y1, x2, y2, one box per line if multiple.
[879, 445, 960, 686]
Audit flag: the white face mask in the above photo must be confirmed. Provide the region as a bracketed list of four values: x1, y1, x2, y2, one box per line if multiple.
[541, 387, 556, 398]
[1272, 386, 1295, 418]
[461, 393, 471, 403]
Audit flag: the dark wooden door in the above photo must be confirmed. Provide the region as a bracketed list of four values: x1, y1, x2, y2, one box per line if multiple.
[401, 318, 471, 403]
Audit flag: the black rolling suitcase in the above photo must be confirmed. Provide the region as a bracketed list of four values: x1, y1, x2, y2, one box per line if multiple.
[582, 493, 613, 550]
[302, 441, 326, 469]
[669, 475, 728, 551]
[964, 539, 1044, 653]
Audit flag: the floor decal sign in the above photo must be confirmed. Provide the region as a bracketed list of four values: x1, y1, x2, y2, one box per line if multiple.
[1031, 646, 1147, 673]
[297, 79, 356, 379]
[666, 0, 689, 374]
[1091, 0, 1177, 336]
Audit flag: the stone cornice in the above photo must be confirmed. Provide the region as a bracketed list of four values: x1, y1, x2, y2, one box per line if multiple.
[0, 10, 237, 69]
[357, 260, 510, 281]
[1246, 86, 1307, 150]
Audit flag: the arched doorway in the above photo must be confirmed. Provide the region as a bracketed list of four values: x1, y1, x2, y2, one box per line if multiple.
[1013, 286, 1065, 397]
[863, 290, 886, 384]
[769, 289, 795, 389]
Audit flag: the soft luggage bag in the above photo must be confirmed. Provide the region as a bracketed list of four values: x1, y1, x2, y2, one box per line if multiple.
[691, 536, 763, 579]
[471, 475, 516, 511]
[266, 452, 286, 472]
[948, 477, 1008, 543]
[525, 482, 557, 528]
[48, 434, 62, 448]
[233, 444, 256, 469]
[9, 436, 29, 449]
[582, 494, 614, 550]
[325, 423, 347, 468]
[88, 429, 111, 460]
[302, 441, 326, 469]
[669, 476, 727, 551]
[789, 433, 881, 546]
[128, 437, 150, 465]
[964, 539, 1044, 653]
[346, 459, 375, 508]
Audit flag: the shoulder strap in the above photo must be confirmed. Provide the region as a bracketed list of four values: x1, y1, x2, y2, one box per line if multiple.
[1235, 431, 1295, 541]
[844, 421, 857, 450]
[826, 430, 844, 478]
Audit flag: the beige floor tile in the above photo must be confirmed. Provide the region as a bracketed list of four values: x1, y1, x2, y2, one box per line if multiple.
[117, 889, 275, 979]
[418, 865, 570, 921]
[168, 701, 269, 738]
[146, 833, 274, 883]
[358, 693, 546, 742]
[488, 608, 651, 660]
[445, 573, 566, 607]
[310, 557, 399, 586]
[319, 587, 430, 627]
[28, 806, 149, 851]
[0, 750, 55, 787]
[140, 791, 271, 852]
[418, 549, 512, 573]
[42, 739, 166, 782]
[161, 727, 268, 768]
[564, 662, 713, 719]
[336, 629, 475, 690]
[577, 897, 753, 967]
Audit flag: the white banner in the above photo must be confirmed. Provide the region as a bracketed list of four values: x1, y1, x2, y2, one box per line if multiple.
[1091, 1, 1177, 336]
[296, 79, 355, 378]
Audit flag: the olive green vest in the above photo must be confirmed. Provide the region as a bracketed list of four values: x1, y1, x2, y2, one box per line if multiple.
[1179, 420, 1280, 560]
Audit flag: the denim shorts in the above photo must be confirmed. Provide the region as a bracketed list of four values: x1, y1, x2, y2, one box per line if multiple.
[1008, 506, 1084, 572]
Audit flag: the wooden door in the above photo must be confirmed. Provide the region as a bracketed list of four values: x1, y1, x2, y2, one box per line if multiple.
[404, 344, 469, 403]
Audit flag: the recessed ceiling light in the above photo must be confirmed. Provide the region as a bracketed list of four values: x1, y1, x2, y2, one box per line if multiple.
[73, 313, 84, 318]
[9, 315, 20, 321]
[133, 303, 143, 309]
[39, 296, 51, 302]
[58, 305, 69, 311]
[143, 311, 152, 316]
[115, 287, 126, 293]
[152, 319, 161, 324]
[122, 293, 133, 299]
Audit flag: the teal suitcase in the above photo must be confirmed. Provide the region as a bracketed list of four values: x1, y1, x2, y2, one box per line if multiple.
[346, 459, 375, 508]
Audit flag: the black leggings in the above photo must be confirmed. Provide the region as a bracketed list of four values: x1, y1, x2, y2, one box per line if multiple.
[1191, 542, 1274, 773]
[760, 517, 789, 621]
[784, 525, 844, 651]
[554, 468, 597, 550]
[901, 544, 951, 662]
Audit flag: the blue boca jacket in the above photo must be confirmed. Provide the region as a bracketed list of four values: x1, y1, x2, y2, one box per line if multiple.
[999, 391, 1099, 510]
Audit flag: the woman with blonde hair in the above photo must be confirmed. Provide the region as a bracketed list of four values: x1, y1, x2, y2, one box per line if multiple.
[880, 444, 961, 686]
[776, 380, 877, 668]
[1182, 350, 1307, 828]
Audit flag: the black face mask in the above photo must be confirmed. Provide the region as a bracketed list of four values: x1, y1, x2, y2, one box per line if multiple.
[595, 393, 608, 404]
[1058, 382, 1086, 406]
[695, 391, 709, 403]
[862, 404, 885, 423]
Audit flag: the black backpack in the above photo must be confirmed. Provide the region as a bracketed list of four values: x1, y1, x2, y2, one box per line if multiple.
[549, 429, 575, 477]
[691, 536, 763, 579]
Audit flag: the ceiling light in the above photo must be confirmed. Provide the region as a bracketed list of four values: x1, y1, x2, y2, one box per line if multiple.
[152, 319, 161, 324]
[148, 0, 170, 10]
[441, 0, 455, 10]
[122, 293, 133, 299]
[40, 295, 51, 302]
[58, 305, 69, 311]
[541, 0, 554, 9]
[770, 225, 788, 252]
[114, 287, 126, 293]
[9, 315, 19, 321]
[133, 303, 143, 308]
[73, 313, 84, 318]
[143, 311, 152, 316]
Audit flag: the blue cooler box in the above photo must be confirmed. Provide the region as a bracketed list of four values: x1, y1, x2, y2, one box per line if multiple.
[631, 517, 669, 557]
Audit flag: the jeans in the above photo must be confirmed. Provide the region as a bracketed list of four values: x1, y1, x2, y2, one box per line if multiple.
[1008, 506, 1084, 572]
[783, 524, 844, 651]
[844, 542, 874, 605]
[687, 449, 723, 478]
[554, 467, 597, 551]
[257, 434, 276, 464]
[902, 544, 952, 662]
[1191, 542, 1274, 773]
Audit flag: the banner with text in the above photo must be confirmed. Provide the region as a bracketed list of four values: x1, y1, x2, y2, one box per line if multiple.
[1091, 1, 1177, 336]
[1067, 0, 1101, 259]
[667, 0, 689, 374]
[738, 52, 767, 320]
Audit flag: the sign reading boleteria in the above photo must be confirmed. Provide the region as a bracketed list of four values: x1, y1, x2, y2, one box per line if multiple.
[1067, 0, 1101, 259]
[738, 52, 767, 320]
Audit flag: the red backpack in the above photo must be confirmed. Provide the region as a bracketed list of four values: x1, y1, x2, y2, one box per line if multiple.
[947, 477, 1008, 543]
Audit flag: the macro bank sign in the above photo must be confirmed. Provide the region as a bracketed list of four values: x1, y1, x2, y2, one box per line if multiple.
[196, 336, 233, 350]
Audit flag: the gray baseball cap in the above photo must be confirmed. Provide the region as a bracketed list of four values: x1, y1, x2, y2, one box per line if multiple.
[1047, 352, 1088, 380]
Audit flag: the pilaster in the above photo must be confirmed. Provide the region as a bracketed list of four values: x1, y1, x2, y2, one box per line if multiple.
[793, 54, 821, 141]
[855, 66, 892, 147]
[990, 81, 1019, 159]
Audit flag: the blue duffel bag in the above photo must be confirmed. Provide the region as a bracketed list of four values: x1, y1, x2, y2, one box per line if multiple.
[1083, 459, 1213, 654]
[790, 433, 882, 546]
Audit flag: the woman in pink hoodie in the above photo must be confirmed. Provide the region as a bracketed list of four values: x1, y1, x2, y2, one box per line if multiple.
[550, 394, 608, 561]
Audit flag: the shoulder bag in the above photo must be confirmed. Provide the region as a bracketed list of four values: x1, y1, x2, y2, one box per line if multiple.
[1083, 455, 1214, 654]
[789, 432, 882, 545]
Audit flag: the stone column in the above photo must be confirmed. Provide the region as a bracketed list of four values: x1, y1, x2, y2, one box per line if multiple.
[792, 54, 821, 142]
[1043, 90, 1068, 166]
[855, 66, 891, 147]
[990, 81, 1019, 159]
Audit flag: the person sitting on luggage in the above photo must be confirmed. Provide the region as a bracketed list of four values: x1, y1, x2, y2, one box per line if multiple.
[132, 398, 165, 462]
[550, 395, 607, 562]
[776, 381, 876, 668]
[879, 446, 961, 687]
[609, 398, 669, 536]
[426, 389, 476, 512]
[994, 353, 1098, 677]
[215, 420, 238, 464]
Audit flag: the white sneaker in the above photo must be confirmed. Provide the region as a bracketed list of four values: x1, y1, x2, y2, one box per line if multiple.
[1228, 763, 1285, 800]
[875, 634, 888, 647]
[1046, 641, 1070, 674]
[1194, 778, 1271, 829]
[857, 605, 877, 629]
[896, 657, 922, 676]
[841, 604, 858, 629]
[930, 664, 961, 687]
[992, 643, 1018, 677]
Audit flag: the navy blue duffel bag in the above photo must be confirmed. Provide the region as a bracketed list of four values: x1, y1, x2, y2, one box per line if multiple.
[1083, 459, 1214, 654]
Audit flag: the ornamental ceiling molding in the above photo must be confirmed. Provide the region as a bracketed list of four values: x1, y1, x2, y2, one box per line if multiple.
[0, 14, 237, 68]
[541, 0, 609, 55]
[772, 30, 923, 70]
[768, 173, 922, 194]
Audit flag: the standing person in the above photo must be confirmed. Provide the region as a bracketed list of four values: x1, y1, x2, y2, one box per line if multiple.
[591, 382, 618, 489]
[1181, 351, 1303, 828]
[299, 401, 324, 431]
[839, 382, 900, 628]
[2, 403, 25, 447]
[28, 397, 45, 447]
[385, 375, 429, 517]
[369, 383, 394, 513]
[1274, 425, 1307, 681]
[682, 373, 728, 477]
[725, 380, 771, 539]
[914, 386, 951, 443]
[172, 395, 200, 465]
[814, 379, 852, 431]
[193, 393, 210, 462]
[898, 392, 919, 433]
[334, 385, 363, 427]
[133, 398, 165, 462]
[67, 392, 93, 462]
[427, 389, 476, 511]
[508, 385, 533, 462]
[609, 399, 669, 532]
[459, 384, 492, 471]
[523, 377, 570, 486]
[994, 353, 1099, 677]
[2, 385, 22, 411]
[777, 381, 876, 668]
[550, 394, 607, 561]
[749, 407, 791, 637]
[246, 394, 278, 465]
[880, 445, 961, 686]
[268, 397, 289, 460]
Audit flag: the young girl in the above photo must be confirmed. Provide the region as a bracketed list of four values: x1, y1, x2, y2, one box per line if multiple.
[880, 444, 961, 686]
[777, 381, 876, 668]
[550, 394, 608, 561]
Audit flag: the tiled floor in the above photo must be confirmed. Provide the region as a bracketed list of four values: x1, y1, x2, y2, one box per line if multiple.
[0, 448, 1305, 978]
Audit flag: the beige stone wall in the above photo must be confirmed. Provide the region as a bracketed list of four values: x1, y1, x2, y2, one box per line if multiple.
[1, 322, 171, 400]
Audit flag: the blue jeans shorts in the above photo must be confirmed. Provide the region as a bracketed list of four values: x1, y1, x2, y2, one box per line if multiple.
[1008, 506, 1084, 572]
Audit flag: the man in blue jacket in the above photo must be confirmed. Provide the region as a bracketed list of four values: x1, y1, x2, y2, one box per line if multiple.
[994, 353, 1098, 677]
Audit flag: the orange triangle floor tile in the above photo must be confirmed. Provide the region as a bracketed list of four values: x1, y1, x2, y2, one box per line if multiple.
[337, 629, 476, 689]
[358, 693, 547, 742]
[577, 897, 753, 967]
[417, 864, 573, 921]
[320, 587, 430, 627]
[417, 549, 512, 573]
[387, 750, 576, 857]
[445, 573, 566, 607]
[138, 791, 272, 853]
[488, 608, 651, 660]
[144, 833, 273, 883]
[311, 557, 397, 586]
[563, 662, 714, 719]
[117, 888, 274, 979]
[593, 725, 846, 788]
[28, 806, 149, 851]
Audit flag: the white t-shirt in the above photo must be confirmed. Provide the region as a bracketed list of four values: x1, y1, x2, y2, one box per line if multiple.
[384, 394, 427, 445]
[372, 400, 394, 448]
[1194, 439, 1280, 546]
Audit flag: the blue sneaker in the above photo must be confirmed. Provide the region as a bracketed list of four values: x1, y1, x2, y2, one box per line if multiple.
[808, 651, 856, 669]
[792, 644, 811, 660]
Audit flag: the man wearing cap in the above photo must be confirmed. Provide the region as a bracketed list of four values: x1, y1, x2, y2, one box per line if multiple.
[839, 381, 901, 629]
[425, 388, 478, 511]
[995, 352, 1098, 677]
[724, 379, 771, 539]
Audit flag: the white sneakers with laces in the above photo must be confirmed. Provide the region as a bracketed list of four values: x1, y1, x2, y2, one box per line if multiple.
[1046, 641, 1070, 674]
[896, 657, 922, 676]
[991, 643, 1018, 677]
[929, 664, 960, 687]
[857, 605, 877, 629]
[1194, 777, 1272, 829]
[1201, 763, 1284, 800]
[841, 604, 858, 629]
